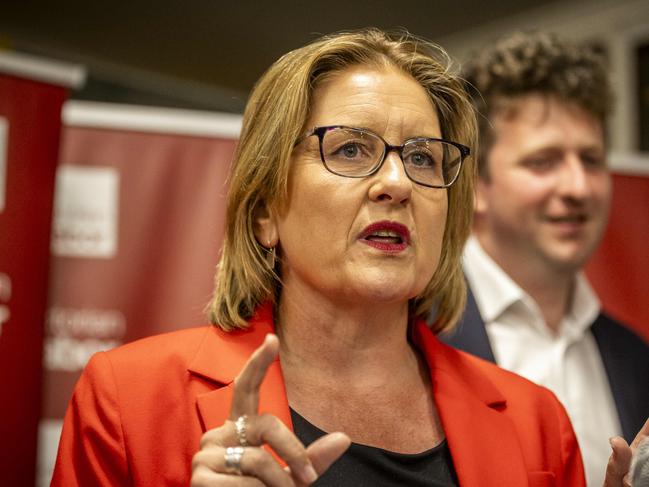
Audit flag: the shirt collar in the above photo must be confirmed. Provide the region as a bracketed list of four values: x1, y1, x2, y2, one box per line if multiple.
[462, 235, 600, 338]
[565, 272, 600, 338]
[462, 235, 528, 323]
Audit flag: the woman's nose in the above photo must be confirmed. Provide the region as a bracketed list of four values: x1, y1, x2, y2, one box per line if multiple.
[368, 151, 412, 204]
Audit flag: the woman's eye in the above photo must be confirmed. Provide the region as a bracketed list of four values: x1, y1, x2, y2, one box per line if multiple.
[331, 142, 369, 160]
[340, 143, 359, 158]
[409, 152, 435, 167]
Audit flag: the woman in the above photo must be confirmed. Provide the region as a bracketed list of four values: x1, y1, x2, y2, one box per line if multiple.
[53, 29, 588, 486]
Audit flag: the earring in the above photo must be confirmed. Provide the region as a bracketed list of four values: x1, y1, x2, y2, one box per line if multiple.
[265, 240, 276, 269]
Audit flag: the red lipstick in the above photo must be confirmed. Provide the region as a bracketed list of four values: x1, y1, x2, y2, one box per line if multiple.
[358, 221, 410, 253]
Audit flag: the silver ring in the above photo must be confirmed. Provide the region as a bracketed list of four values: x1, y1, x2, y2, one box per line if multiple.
[224, 446, 245, 475]
[235, 414, 249, 446]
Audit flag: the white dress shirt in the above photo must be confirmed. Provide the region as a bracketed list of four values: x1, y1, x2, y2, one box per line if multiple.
[463, 236, 621, 487]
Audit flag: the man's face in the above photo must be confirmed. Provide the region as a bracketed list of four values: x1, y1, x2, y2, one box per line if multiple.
[475, 94, 611, 275]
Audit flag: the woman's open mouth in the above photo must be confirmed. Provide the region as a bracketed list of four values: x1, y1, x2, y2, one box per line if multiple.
[358, 221, 410, 253]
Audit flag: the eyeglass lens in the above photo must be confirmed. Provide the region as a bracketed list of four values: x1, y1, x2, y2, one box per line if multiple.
[320, 127, 462, 187]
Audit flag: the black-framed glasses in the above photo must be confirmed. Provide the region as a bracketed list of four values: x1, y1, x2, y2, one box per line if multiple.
[295, 125, 470, 188]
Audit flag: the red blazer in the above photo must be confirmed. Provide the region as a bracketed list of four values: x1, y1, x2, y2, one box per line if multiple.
[52, 304, 585, 486]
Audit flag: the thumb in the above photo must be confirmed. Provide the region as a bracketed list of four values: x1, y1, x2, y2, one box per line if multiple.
[604, 436, 632, 487]
[306, 432, 351, 476]
[288, 432, 351, 486]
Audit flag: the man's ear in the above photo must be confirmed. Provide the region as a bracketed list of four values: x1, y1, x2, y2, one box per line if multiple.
[253, 200, 279, 248]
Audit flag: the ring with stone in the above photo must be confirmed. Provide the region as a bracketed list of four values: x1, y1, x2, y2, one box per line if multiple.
[235, 414, 249, 446]
[224, 446, 245, 475]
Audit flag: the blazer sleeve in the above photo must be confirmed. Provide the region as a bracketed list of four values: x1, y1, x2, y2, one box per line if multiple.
[51, 352, 132, 487]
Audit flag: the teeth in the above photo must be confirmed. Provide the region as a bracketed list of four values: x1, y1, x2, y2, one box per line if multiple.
[371, 230, 400, 237]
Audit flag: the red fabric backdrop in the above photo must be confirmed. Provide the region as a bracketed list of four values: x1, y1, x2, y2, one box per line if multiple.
[586, 172, 649, 342]
[0, 74, 68, 486]
[38, 109, 239, 484]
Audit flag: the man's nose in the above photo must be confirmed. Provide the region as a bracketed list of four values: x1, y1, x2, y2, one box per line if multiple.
[556, 154, 590, 200]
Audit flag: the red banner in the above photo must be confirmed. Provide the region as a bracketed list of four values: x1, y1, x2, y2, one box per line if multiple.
[38, 102, 240, 485]
[0, 57, 80, 486]
[586, 163, 649, 342]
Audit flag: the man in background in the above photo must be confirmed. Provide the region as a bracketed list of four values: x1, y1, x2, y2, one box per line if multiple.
[443, 31, 649, 486]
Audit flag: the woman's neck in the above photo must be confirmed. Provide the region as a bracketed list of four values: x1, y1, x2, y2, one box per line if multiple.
[275, 290, 443, 453]
[276, 290, 415, 383]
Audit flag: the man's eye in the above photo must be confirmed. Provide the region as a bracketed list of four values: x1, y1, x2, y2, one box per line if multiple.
[582, 154, 606, 169]
[524, 157, 555, 170]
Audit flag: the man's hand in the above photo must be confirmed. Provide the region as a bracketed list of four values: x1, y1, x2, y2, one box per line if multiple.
[604, 417, 649, 487]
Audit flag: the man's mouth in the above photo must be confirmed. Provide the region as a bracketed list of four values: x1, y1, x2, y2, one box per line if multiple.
[546, 214, 588, 224]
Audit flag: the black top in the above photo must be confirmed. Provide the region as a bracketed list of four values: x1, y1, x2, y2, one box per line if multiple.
[290, 409, 459, 486]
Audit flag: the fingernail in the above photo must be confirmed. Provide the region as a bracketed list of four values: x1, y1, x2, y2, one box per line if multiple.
[301, 464, 318, 483]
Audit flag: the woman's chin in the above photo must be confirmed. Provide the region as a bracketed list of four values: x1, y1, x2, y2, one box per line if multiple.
[339, 278, 421, 307]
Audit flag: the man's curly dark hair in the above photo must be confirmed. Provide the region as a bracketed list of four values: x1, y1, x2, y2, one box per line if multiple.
[463, 31, 613, 179]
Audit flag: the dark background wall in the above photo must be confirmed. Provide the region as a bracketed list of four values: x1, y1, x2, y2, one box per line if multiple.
[1, 0, 562, 111]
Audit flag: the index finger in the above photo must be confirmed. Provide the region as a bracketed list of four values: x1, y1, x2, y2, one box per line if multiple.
[229, 333, 280, 419]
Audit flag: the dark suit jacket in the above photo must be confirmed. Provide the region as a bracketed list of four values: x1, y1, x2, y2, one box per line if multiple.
[443, 287, 649, 443]
[52, 302, 585, 486]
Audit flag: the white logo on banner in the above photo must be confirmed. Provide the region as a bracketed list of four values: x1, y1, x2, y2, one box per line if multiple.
[37, 419, 64, 487]
[51, 165, 119, 258]
[0, 117, 8, 213]
[43, 306, 125, 371]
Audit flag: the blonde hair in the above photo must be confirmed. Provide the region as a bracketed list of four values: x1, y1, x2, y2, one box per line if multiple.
[208, 28, 477, 334]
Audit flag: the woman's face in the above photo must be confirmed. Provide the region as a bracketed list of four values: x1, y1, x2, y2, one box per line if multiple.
[268, 65, 448, 308]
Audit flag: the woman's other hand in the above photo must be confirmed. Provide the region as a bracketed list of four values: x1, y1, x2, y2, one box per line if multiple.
[191, 334, 350, 486]
[604, 417, 649, 487]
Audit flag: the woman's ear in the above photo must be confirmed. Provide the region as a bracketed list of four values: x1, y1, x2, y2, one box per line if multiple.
[253, 200, 279, 248]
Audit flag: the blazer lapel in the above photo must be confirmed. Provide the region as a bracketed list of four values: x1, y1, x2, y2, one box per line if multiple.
[188, 303, 293, 439]
[193, 360, 291, 434]
[414, 322, 529, 487]
[591, 313, 648, 442]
